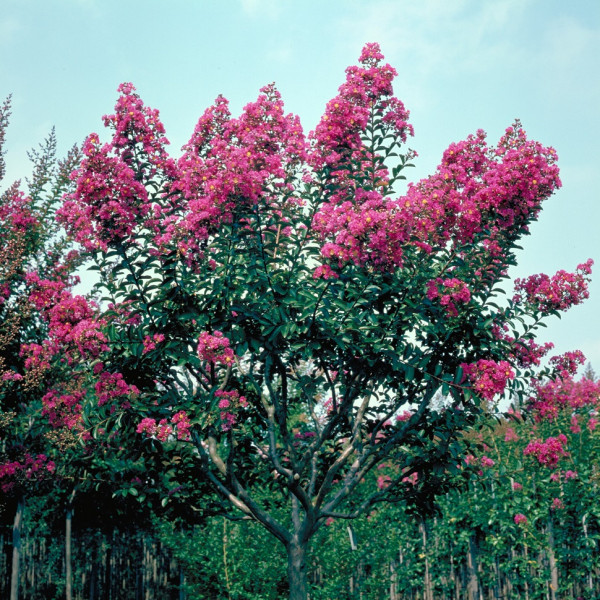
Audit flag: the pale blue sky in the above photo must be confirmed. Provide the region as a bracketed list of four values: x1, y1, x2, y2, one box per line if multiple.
[2, 0, 599, 371]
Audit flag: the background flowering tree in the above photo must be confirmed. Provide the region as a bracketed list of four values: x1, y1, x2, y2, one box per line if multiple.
[54, 44, 592, 599]
[0, 96, 86, 600]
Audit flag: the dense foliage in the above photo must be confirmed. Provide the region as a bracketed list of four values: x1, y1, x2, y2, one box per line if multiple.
[3, 371, 600, 599]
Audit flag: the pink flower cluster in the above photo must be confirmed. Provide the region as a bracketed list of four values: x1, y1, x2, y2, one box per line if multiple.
[312, 188, 411, 270]
[512, 339, 555, 368]
[550, 469, 578, 482]
[480, 456, 495, 468]
[197, 331, 234, 365]
[136, 410, 192, 442]
[529, 376, 600, 422]
[58, 134, 152, 251]
[0, 188, 38, 233]
[102, 82, 178, 179]
[310, 42, 412, 174]
[493, 323, 555, 369]
[215, 389, 248, 431]
[377, 474, 391, 490]
[523, 434, 569, 467]
[46, 294, 108, 362]
[312, 90, 560, 273]
[399, 123, 561, 255]
[95, 371, 139, 407]
[169, 83, 307, 265]
[42, 388, 85, 429]
[137, 417, 174, 442]
[426, 277, 471, 317]
[58, 83, 182, 252]
[513, 259, 593, 314]
[142, 333, 165, 355]
[514, 513, 527, 525]
[402, 472, 418, 486]
[171, 410, 192, 441]
[549, 350, 586, 378]
[310, 44, 416, 271]
[18, 276, 108, 382]
[461, 359, 515, 402]
[0, 454, 56, 493]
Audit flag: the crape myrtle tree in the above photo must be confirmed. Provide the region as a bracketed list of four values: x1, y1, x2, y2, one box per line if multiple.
[0, 96, 86, 600]
[55, 43, 592, 599]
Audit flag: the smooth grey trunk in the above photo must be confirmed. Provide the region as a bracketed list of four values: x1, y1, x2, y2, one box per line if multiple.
[420, 519, 433, 600]
[467, 533, 481, 600]
[65, 501, 73, 600]
[179, 565, 186, 600]
[10, 495, 25, 600]
[286, 538, 308, 600]
[547, 517, 558, 600]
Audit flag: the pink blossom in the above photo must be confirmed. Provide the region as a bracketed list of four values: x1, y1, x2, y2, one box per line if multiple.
[171, 410, 192, 441]
[461, 359, 514, 402]
[523, 434, 569, 467]
[530, 376, 600, 421]
[215, 389, 247, 431]
[220, 411, 236, 432]
[137, 417, 157, 436]
[514, 260, 593, 314]
[402, 472, 418, 486]
[427, 278, 471, 317]
[514, 513, 528, 525]
[95, 371, 139, 406]
[480, 456, 495, 468]
[377, 475, 391, 490]
[197, 331, 235, 365]
[156, 419, 173, 442]
[142, 333, 165, 355]
[549, 350, 586, 378]
[313, 264, 339, 280]
[396, 410, 413, 422]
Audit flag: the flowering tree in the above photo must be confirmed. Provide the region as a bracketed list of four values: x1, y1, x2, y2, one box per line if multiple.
[0, 96, 87, 600]
[54, 44, 592, 599]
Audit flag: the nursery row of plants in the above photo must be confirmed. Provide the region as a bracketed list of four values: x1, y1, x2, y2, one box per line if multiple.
[2, 372, 600, 600]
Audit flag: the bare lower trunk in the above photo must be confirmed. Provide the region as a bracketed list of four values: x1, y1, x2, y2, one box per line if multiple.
[467, 533, 480, 600]
[547, 517, 558, 600]
[10, 495, 25, 600]
[287, 538, 308, 600]
[66, 501, 73, 600]
[420, 519, 433, 600]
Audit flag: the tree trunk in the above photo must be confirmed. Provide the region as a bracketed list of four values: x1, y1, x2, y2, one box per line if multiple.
[420, 519, 433, 600]
[286, 538, 308, 600]
[10, 495, 25, 600]
[65, 498, 74, 600]
[103, 536, 112, 600]
[547, 517, 558, 600]
[467, 533, 480, 600]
